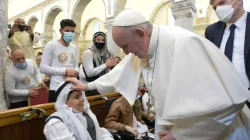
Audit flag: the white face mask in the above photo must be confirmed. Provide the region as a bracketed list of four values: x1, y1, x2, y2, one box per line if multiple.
[215, 0, 238, 22]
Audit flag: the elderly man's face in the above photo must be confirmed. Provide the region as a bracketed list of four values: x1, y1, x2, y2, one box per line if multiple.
[112, 27, 149, 59]
[14, 18, 26, 26]
[12, 49, 26, 64]
[211, 0, 239, 10]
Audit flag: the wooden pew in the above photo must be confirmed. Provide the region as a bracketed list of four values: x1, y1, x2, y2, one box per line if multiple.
[0, 92, 121, 140]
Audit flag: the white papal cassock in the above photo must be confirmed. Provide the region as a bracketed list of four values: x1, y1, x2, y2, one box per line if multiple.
[87, 25, 250, 140]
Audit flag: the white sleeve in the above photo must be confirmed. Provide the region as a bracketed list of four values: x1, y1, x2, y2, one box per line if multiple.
[99, 127, 114, 140]
[40, 43, 66, 76]
[78, 64, 85, 79]
[32, 60, 42, 84]
[82, 49, 107, 77]
[32, 34, 39, 44]
[44, 119, 77, 140]
[74, 46, 79, 72]
[88, 54, 145, 106]
[5, 71, 29, 96]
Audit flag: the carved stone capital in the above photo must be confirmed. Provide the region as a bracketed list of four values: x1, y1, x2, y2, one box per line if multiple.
[104, 17, 115, 29]
[171, 0, 197, 19]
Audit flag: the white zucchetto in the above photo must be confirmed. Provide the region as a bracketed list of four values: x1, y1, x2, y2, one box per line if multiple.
[113, 9, 148, 26]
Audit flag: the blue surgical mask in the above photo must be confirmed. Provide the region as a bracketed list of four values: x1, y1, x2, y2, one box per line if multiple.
[63, 32, 75, 43]
[15, 61, 28, 70]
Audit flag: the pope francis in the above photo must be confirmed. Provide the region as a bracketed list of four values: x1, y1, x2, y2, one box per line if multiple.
[67, 9, 250, 140]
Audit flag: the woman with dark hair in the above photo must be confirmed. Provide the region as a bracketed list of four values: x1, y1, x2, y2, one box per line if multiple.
[44, 81, 114, 140]
[80, 32, 117, 96]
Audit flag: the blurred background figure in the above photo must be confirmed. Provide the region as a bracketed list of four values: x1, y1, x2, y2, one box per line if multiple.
[8, 18, 39, 60]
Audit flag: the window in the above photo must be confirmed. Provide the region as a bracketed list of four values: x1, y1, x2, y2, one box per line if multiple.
[93, 22, 100, 35]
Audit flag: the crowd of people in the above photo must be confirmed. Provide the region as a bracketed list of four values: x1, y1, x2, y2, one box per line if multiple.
[3, 0, 250, 139]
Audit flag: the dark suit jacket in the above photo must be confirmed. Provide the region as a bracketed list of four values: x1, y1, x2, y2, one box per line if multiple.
[205, 12, 250, 82]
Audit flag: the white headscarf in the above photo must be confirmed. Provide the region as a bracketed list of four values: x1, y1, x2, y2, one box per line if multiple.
[53, 82, 104, 140]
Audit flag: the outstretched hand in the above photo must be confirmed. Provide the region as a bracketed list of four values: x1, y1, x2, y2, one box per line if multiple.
[65, 77, 88, 91]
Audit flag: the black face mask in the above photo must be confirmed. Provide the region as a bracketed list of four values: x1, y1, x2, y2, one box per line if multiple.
[95, 42, 105, 49]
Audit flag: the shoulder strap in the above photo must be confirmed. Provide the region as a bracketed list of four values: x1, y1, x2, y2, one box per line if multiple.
[45, 116, 64, 125]
[87, 48, 97, 67]
[82, 48, 98, 82]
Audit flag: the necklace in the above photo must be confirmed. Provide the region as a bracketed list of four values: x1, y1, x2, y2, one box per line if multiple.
[146, 26, 159, 118]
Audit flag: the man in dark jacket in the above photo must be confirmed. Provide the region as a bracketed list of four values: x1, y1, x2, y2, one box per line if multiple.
[205, 0, 250, 108]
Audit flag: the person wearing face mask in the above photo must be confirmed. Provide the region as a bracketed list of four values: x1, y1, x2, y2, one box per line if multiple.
[205, 0, 250, 109]
[44, 81, 114, 140]
[81, 32, 117, 96]
[5, 48, 46, 109]
[40, 19, 79, 102]
[8, 18, 39, 60]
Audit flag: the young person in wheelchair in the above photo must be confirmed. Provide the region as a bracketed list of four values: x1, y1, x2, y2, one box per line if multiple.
[44, 81, 114, 140]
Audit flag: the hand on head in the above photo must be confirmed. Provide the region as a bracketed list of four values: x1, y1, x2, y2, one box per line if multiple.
[65, 77, 88, 91]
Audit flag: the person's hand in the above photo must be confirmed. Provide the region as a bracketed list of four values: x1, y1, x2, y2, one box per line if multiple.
[27, 25, 34, 35]
[9, 24, 18, 35]
[65, 69, 78, 77]
[65, 77, 88, 91]
[105, 57, 117, 68]
[39, 82, 47, 89]
[28, 89, 39, 98]
[149, 113, 155, 121]
[159, 132, 176, 140]
[125, 126, 139, 137]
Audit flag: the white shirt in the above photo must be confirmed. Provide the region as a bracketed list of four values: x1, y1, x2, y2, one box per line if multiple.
[220, 11, 249, 87]
[82, 49, 107, 78]
[44, 110, 114, 140]
[40, 40, 78, 90]
[5, 59, 42, 103]
[78, 64, 87, 84]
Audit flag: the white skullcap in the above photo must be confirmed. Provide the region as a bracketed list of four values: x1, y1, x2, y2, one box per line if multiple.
[113, 9, 148, 26]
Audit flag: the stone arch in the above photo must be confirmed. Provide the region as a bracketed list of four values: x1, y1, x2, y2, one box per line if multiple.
[149, 1, 172, 24]
[114, 0, 127, 15]
[44, 6, 64, 44]
[27, 16, 38, 29]
[71, 0, 93, 40]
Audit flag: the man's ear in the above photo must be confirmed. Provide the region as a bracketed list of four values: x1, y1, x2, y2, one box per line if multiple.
[238, 0, 243, 6]
[59, 29, 63, 34]
[135, 28, 145, 38]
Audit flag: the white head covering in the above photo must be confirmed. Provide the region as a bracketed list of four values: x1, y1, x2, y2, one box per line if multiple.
[54, 82, 103, 140]
[113, 9, 148, 27]
[54, 82, 89, 140]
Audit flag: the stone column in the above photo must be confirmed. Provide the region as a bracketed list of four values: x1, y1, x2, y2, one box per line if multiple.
[104, 17, 121, 56]
[0, 0, 8, 110]
[171, 0, 197, 31]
